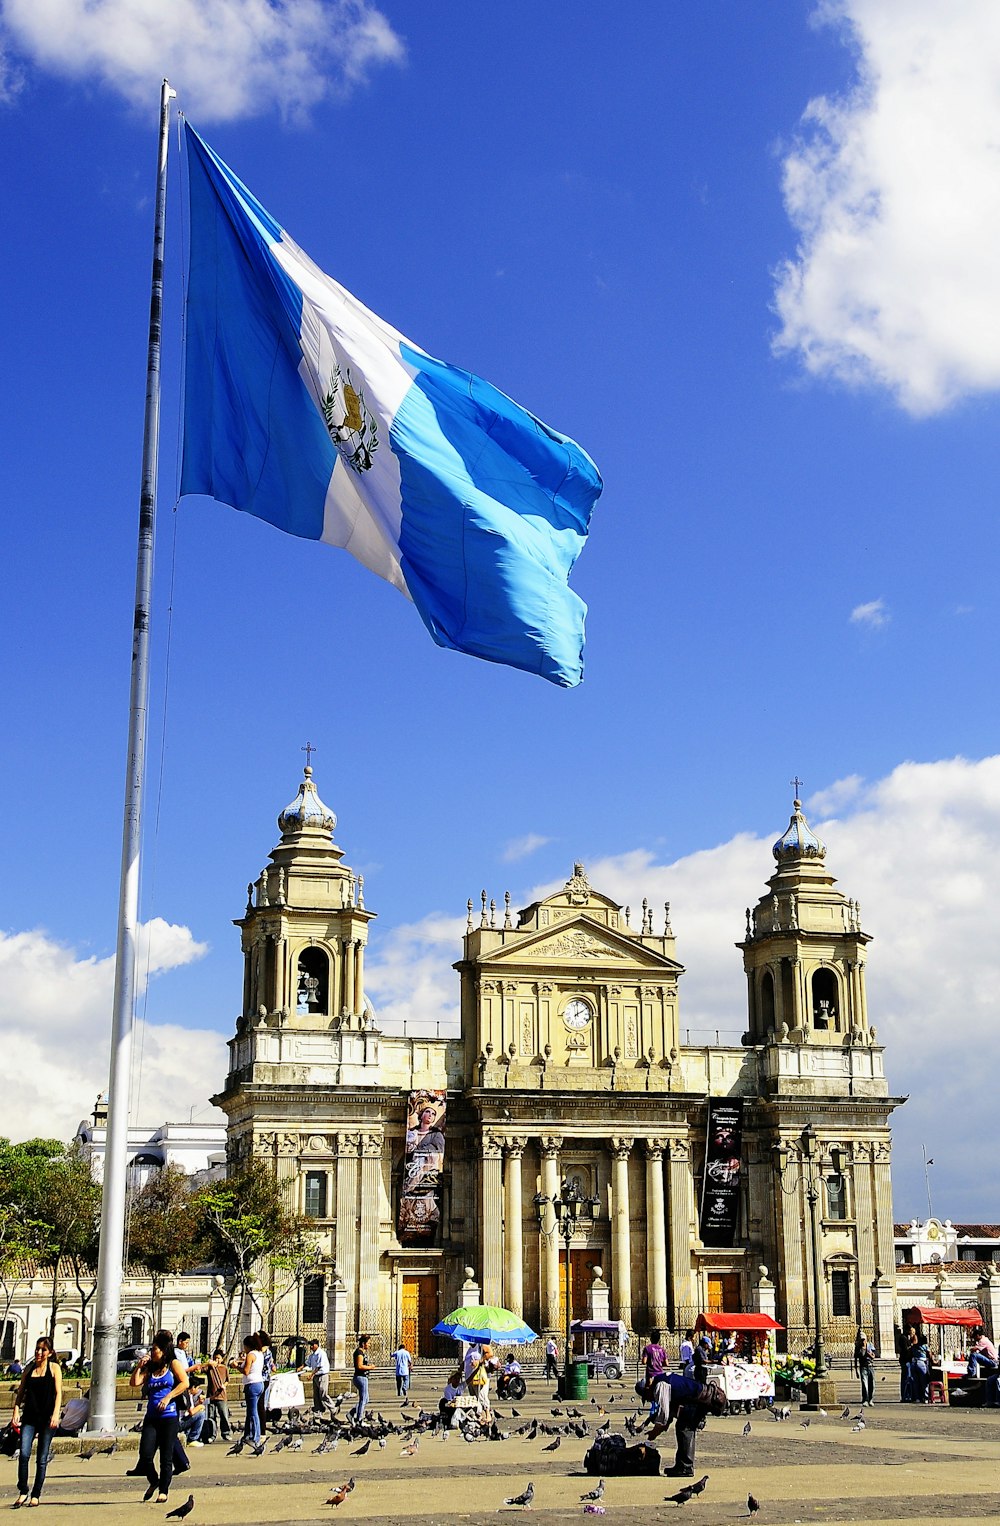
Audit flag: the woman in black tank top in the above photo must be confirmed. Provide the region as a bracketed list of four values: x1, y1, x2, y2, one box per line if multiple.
[11, 1336, 62, 1506]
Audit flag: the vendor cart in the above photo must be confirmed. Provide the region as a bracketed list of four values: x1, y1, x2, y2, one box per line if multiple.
[570, 1319, 628, 1381]
[695, 1312, 782, 1411]
[902, 1305, 984, 1404]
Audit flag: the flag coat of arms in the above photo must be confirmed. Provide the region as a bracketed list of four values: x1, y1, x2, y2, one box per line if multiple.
[180, 124, 603, 686]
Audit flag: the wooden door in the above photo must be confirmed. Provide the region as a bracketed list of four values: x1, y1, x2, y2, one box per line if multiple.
[401, 1275, 437, 1355]
[707, 1274, 741, 1314]
[558, 1249, 592, 1342]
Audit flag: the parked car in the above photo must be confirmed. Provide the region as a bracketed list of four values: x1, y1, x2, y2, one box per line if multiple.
[116, 1344, 148, 1374]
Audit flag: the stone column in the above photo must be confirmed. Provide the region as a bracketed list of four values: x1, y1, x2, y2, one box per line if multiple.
[976, 1269, 1000, 1345]
[872, 1143, 895, 1282]
[334, 1133, 360, 1336]
[610, 1137, 633, 1330]
[326, 1270, 348, 1373]
[540, 1136, 562, 1334]
[870, 1269, 896, 1358]
[851, 1145, 878, 1296]
[355, 938, 365, 1015]
[504, 1139, 525, 1317]
[645, 1138, 668, 1329]
[482, 1131, 505, 1307]
[750, 1264, 778, 1370]
[358, 1131, 383, 1334]
[666, 1139, 692, 1328]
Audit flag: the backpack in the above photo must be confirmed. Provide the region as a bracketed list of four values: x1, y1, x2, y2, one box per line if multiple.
[584, 1434, 661, 1476]
[200, 1412, 216, 1444]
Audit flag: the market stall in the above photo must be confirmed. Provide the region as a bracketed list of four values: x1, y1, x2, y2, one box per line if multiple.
[570, 1320, 627, 1381]
[902, 1306, 984, 1404]
[694, 1312, 783, 1410]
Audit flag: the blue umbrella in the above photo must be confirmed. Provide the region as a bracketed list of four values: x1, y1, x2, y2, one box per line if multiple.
[433, 1304, 538, 1344]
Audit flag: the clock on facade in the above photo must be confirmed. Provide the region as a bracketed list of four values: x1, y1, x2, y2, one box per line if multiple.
[562, 998, 593, 1029]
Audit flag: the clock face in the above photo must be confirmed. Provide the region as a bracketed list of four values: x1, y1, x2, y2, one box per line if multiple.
[563, 998, 592, 1030]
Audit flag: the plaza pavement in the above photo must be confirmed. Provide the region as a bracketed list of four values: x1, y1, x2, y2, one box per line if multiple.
[3, 1373, 999, 1524]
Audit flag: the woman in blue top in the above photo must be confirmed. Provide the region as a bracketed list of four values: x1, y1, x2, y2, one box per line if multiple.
[130, 1331, 189, 1502]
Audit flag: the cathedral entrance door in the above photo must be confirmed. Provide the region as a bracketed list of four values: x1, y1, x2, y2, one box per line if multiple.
[707, 1273, 741, 1313]
[401, 1275, 437, 1356]
[558, 1249, 591, 1336]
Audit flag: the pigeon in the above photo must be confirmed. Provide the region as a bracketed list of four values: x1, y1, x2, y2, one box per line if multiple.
[165, 1498, 195, 1521]
[666, 1483, 699, 1506]
[743, 1420, 752, 1437]
[226, 1438, 245, 1456]
[542, 1436, 561, 1451]
[840, 1405, 851, 1420]
[503, 1482, 534, 1510]
[580, 1480, 606, 1502]
[400, 1438, 420, 1456]
[252, 1439, 267, 1457]
[799, 1418, 811, 1429]
[748, 1493, 760, 1518]
[325, 1478, 356, 1508]
[852, 1419, 866, 1432]
[351, 1437, 372, 1456]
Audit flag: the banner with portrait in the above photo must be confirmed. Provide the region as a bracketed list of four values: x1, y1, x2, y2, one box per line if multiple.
[699, 1097, 744, 1248]
[398, 1089, 447, 1244]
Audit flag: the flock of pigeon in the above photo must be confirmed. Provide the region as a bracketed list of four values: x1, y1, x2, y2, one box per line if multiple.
[94, 1384, 873, 1516]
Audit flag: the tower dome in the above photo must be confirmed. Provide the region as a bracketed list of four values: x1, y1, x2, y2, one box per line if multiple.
[278, 766, 337, 838]
[772, 797, 825, 862]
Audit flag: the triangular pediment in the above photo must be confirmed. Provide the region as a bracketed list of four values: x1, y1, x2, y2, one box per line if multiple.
[478, 914, 684, 974]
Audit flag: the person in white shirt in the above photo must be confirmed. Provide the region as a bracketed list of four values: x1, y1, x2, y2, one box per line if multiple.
[544, 1336, 559, 1380]
[393, 1342, 414, 1398]
[297, 1339, 335, 1416]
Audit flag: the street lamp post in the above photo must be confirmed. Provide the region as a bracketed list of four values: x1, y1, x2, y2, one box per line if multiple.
[775, 1128, 844, 1407]
[534, 1178, 600, 1394]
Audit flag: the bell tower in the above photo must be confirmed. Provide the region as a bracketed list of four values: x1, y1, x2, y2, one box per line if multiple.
[740, 793, 871, 1044]
[236, 766, 376, 1031]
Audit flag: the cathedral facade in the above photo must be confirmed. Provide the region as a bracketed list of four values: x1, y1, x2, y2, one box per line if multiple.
[214, 770, 903, 1364]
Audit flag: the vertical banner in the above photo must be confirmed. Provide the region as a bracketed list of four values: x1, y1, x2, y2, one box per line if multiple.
[398, 1090, 447, 1244]
[699, 1097, 744, 1248]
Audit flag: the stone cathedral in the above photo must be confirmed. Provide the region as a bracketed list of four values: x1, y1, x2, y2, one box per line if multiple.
[214, 769, 902, 1364]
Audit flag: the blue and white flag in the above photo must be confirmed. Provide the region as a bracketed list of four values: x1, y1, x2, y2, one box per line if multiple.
[180, 124, 602, 687]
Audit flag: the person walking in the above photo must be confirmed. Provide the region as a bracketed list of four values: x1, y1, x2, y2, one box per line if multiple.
[298, 1340, 336, 1417]
[203, 1349, 233, 1441]
[641, 1329, 669, 1390]
[351, 1334, 372, 1424]
[544, 1336, 559, 1381]
[131, 1331, 189, 1504]
[11, 1335, 62, 1507]
[393, 1341, 414, 1399]
[853, 1328, 875, 1405]
[233, 1335, 265, 1447]
[678, 1329, 696, 1375]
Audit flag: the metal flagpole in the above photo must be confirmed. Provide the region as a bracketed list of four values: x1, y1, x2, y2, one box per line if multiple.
[88, 77, 175, 1433]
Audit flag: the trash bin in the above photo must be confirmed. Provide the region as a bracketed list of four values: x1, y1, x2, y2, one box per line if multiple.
[563, 1360, 589, 1400]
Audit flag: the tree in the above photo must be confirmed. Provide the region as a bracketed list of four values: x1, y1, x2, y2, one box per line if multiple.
[0, 1139, 65, 1352]
[30, 1145, 101, 1350]
[193, 1159, 313, 1350]
[127, 1165, 204, 1331]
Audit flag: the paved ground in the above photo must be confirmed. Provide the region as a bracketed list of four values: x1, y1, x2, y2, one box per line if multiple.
[3, 1375, 998, 1524]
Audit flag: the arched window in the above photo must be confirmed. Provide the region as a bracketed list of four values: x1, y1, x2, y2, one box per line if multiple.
[760, 970, 775, 1030]
[811, 968, 839, 1031]
[296, 947, 329, 1014]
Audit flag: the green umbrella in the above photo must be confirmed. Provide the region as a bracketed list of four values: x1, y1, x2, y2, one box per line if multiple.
[433, 1304, 537, 1344]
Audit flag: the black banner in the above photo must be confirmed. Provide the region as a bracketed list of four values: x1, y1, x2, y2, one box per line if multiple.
[699, 1097, 744, 1248]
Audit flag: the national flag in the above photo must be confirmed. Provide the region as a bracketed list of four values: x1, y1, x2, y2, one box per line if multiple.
[180, 124, 602, 687]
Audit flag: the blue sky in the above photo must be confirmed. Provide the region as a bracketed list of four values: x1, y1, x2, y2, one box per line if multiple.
[2, 1, 999, 1225]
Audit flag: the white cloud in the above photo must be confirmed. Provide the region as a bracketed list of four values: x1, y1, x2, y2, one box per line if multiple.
[0, 919, 225, 1141]
[365, 913, 463, 1035]
[850, 597, 889, 628]
[502, 833, 552, 864]
[773, 0, 1000, 414]
[0, 0, 404, 122]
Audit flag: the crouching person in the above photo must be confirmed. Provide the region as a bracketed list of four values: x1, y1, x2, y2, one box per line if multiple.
[647, 1372, 727, 1478]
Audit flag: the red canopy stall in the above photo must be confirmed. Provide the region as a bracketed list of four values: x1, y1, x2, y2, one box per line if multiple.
[902, 1306, 982, 1328]
[694, 1313, 784, 1409]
